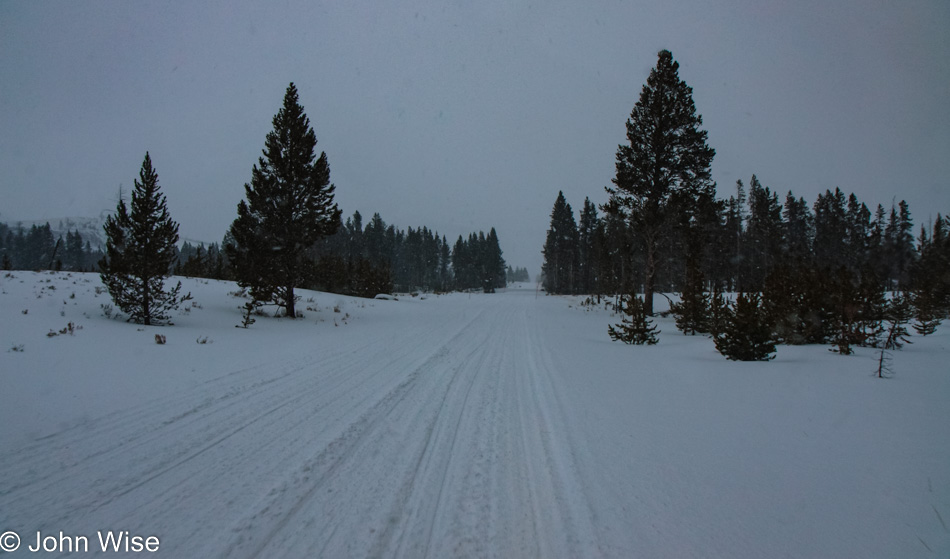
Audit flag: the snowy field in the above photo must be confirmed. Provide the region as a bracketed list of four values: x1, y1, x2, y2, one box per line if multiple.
[1, 271, 948, 558]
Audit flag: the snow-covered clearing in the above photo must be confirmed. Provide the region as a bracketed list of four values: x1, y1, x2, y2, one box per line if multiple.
[1, 271, 948, 557]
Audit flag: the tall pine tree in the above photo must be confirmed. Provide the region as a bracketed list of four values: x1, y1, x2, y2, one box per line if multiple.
[604, 50, 715, 315]
[227, 83, 341, 318]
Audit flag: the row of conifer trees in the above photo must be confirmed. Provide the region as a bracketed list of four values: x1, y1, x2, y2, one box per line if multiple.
[543, 185, 928, 303]
[541, 49, 948, 362]
[93, 83, 508, 325]
[173, 213, 507, 299]
[308, 211, 506, 297]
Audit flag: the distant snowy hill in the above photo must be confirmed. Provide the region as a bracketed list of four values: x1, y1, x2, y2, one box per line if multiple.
[4, 216, 211, 250]
[5, 215, 108, 249]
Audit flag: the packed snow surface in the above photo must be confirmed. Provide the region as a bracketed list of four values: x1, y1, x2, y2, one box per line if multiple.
[1, 271, 948, 557]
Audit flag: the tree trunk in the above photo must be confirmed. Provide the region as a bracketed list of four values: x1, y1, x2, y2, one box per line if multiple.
[142, 275, 151, 326]
[644, 235, 657, 316]
[285, 284, 296, 318]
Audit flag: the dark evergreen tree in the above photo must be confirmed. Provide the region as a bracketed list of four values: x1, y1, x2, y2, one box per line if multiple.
[23, 223, 56, 270]
[721, 182, 745, 291]
[912, 292, 942, 335]
[693, 188, 726, 291]
[895, 201, 916, 286]
[867, 204, 888, 279]
[608, 293, 659, 345]
[707, 285, 730, 339]
[855, 268, 887, 347]
[669, 240, 709, 335]
[364, 213, 388, 267]
[910, 214, 949, 334]
[99, 153, 184, 326]
[64, 230, 85, 271]
[813, 188, 848, 270]
[439, 235, 451, 291]
[882, 201, 916, 288]
[827, 267, 864, 355]
[484, 227, 506, 291]
[763, 262, 809, 345]
[782, 191, 813, 261]
[599, 212, 635, 297]
[743, 175, 783, 290]
[11, 227, 26, 269]
[452, 235, 470, 289]
[1, 223, 12, 270]
[604, 49, 715, 315]
[577, 197, 600, 294]
[227, 83, 341, 318]
[883, 291, 913, 350]
[713, 292, 776, 361]
[541, 191, 578, 294]
[180, 244, 207, 278]
[845, 193, 871, 272]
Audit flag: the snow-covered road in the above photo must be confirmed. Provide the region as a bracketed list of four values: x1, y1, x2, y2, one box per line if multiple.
[2, 289, 604, 557]
[2, 277, 948, 557]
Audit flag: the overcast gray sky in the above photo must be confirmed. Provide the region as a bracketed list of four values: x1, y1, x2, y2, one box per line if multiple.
[2, 0, 948, 275]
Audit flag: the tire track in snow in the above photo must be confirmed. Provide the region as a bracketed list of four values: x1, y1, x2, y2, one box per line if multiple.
[217, 307, 490, 558]
[0, 306, 480, 553]
[521, 304, 604, 558]
[382, 314, 496, 558]
[2, 291, 605, 557]
[224, 292, 603, 558]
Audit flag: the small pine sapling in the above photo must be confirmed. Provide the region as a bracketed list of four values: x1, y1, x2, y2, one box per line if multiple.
[707, 286, 730, 339]
[856, 269, 886, 348]
[670, 251, 709, 335]
[608, 293, 659, 345]
[237, 299, 260, 329]
[911, 289, 942, 336]
[883, 291, 913, 350]
[714, 292, 777, 361]
[826, 268, 858, 355]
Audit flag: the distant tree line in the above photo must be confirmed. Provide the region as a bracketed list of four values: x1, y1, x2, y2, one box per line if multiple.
[170, 211, 508, 299]
[308, 211, 506, 296]
[506, 265, 530, 283]
[0, 221, 103, 271]
[175, 241, 228, 280]
[542, 50, 949, 360]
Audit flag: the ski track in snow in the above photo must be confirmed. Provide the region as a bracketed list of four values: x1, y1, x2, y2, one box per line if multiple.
[0, 291, 601, 558]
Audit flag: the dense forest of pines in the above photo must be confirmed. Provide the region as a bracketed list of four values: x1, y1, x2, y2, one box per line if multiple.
[307, 211, 506, 296]
[541, 50, 949, 360]
[542, 183, 937, 300]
